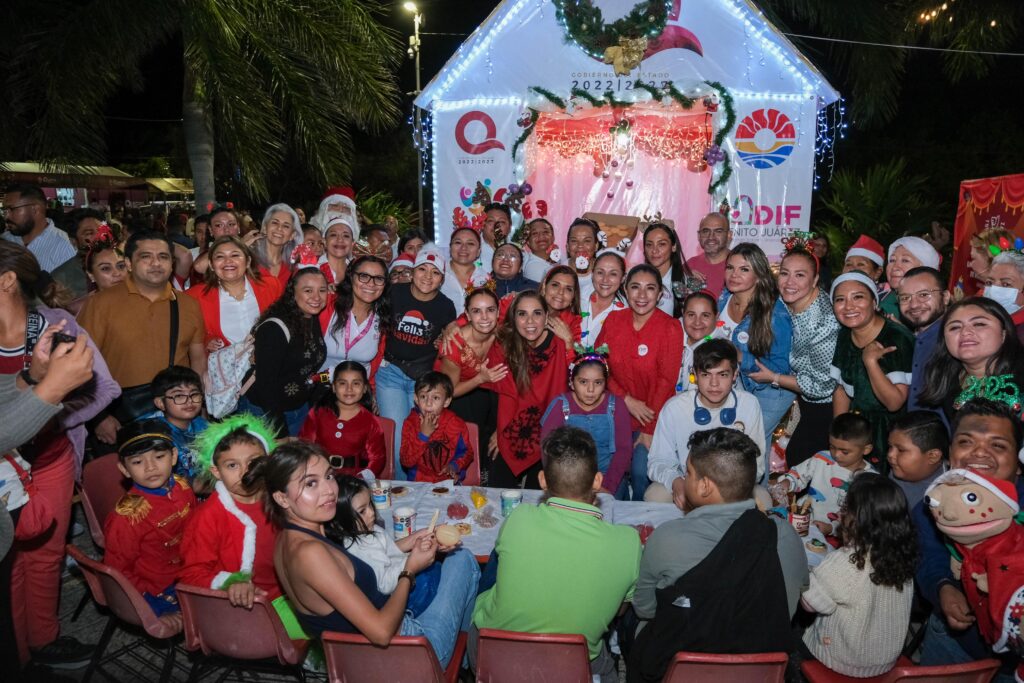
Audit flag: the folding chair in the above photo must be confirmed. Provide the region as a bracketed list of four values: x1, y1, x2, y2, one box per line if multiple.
[67, 544, 180, 683]
[661, 651, 788, 682]
[176, 582, 310, 682]
[322, 630, 467, 683]
[801, 655, 1000, 683]
[475, 628, 591, 682]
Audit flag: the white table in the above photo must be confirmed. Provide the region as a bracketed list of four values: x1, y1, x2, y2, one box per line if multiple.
[379, 481, 683, 559]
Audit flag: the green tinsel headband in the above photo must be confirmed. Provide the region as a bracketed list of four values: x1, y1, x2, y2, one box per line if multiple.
[192, 413, 279, 474]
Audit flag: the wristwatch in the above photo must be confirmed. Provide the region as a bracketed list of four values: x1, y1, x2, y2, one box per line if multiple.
[398, 570, 416, 590]
[771, 373, 780, 389]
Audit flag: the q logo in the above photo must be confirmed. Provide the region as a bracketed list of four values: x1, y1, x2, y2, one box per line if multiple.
[455, 111, 506, 155]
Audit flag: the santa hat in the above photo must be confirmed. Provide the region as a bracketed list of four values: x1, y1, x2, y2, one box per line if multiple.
[322, 186, 355, 202]
[322, 212, 358, 241]
[925, 468, 1020, 514]
[888, 236, 941, 269]
[845, 235, 885, 266]
[390, 253, 415, 272]
[312, 189, 359, 236]
[414, 247, 446, 277]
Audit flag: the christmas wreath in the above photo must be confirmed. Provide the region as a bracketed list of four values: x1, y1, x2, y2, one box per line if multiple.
[553, 0, 672, 60]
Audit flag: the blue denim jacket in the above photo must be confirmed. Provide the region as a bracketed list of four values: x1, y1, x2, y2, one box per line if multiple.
[717, 292, 794, 393]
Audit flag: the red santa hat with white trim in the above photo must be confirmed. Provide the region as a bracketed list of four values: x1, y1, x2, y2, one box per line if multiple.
[888, 236, 941, 269]
[925, 468, 1020, 514]
[845, 235, 885, 267]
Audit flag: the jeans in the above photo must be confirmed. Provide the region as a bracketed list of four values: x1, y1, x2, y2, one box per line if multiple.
[629, 435, 650, 502]
[236, 395, 308, 438]
[920, 612, 1018, 682]
[375, 362, 416, 480]
[753, 386, 795, 445]
[400, 548, 480, 669]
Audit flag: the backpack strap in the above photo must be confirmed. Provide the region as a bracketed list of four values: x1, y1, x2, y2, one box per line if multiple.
[560, 395, 570, 422]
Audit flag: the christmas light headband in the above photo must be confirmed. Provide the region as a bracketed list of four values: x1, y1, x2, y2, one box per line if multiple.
[192, 413, 278, 476]
[570, 343, 610, 377]
[988, 236, 1024, 258]
[781, 230, 820, 271]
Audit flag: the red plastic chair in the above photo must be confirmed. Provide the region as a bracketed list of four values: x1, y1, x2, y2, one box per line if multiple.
[322, 630, 467, 683]
[176, 583, 309, 682]
[661, 651, 788, 682]
[377, 415, 396, 481]
[463, 422, 481, 486]
[801, 655, 1000, 682]
[67, 544, 181, 683]
[475, 628, 591, 682]
[78, 452, 129, 549]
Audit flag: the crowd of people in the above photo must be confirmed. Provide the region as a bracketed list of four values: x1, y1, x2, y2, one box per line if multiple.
[2, 179, 1023, 681]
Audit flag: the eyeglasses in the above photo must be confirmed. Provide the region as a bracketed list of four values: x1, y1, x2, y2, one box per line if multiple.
[353, 271, 386, 286]
[896, 289, 943, 305]
[163, 392, 203, 405]
[698, 228, 728, 237]
[495, 252, 521, 261]
[1, 203, 37, 215]
[390, 270, 412, 282]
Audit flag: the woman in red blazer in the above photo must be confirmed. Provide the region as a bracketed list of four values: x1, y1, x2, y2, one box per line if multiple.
[186, 235, 283, 352]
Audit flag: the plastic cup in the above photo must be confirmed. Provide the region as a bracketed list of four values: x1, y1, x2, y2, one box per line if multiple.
[371, 480, 391, 510]
[789, 511, 810, 537]
[393, 506, 416, 539]
[500, 490, 523, 517]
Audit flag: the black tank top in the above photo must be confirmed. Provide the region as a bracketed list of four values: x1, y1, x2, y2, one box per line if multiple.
[283, 523, 389, 637]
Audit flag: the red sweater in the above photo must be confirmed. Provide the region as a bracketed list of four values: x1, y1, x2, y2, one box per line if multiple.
[179, 482, 282, 599]
[400, 408, 474, 482]
[298, 404, 386, 477]
[596, 308, 683, 435]
[103, 476, 196, 596]
[185, 275, 282, 348]
[483, 331, 570, 476]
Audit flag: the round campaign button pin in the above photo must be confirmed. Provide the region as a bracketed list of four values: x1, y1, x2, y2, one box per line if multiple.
[638, 344, 649, 357]
[737, 331, 749, 344]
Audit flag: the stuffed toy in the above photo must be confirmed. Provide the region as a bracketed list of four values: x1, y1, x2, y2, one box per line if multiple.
[925, 469, 1024, 680]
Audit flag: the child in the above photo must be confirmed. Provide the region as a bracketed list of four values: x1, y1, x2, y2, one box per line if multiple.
[678, 291, 718, 393]
[143, 365, 209, 482]
[400, 371, 474, 483]
[179, 414, 282, 610]
[630, 428, 803, 682]
[298, 361, 386, 478]
[540, 345, 632, 497]
[777, 412, 877, 536]
[328, 475, 443, 616]
[886, 411, 948, 506]
[103, 419, 196, 618]
[800, 474, 916, 677]
[302, 225, 325, 258]
[841, 235, 884, 282]
[646, 339, 765, 508]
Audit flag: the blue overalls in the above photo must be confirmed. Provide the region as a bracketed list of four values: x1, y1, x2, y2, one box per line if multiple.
[541, 394, 617, 474]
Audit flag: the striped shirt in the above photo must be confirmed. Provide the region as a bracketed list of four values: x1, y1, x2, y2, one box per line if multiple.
[2, 220, 76, 272]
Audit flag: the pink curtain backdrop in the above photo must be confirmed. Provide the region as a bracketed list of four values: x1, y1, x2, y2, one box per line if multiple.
[524, 103, 713, 264]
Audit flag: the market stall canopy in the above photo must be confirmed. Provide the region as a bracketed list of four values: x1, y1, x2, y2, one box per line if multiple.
[0, 162, 138, 190]
[145, 177, 194, 195]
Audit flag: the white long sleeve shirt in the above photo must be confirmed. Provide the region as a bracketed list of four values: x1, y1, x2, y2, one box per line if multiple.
[647, 388, 766, 491]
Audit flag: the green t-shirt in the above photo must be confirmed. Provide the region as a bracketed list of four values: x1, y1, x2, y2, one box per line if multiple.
[472, 497, 641, 659]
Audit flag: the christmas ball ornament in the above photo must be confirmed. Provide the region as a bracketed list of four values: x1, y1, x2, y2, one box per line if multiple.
[611, 159, 619, 168]
[626, 179, 634, 188]
[606, 191, 615, 198]
[614, 171, 622, 179]
[602, 170, 610, 179]
[508, 183, 520, 195]
[521, 183, 532, 195]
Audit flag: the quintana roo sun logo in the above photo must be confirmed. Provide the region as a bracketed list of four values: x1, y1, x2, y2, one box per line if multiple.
[735, 109, 796, 169]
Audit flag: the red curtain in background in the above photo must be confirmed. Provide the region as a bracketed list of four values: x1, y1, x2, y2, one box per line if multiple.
[950, 173, 1024, 296]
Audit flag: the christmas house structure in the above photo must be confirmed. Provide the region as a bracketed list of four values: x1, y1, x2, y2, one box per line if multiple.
[415, 0, 840, 259]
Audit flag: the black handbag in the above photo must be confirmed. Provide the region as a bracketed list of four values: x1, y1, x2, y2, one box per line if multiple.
[112, 297, 179, 424]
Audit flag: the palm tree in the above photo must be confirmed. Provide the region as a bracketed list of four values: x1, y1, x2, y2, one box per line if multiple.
[0, 0, 400, 207]
[760, 0, 1023, 128]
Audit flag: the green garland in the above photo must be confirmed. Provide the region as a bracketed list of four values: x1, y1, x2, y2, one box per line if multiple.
[553, 0, 672, 59]
[705, 81, 735, 148]
[514, 80, 739, 196]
